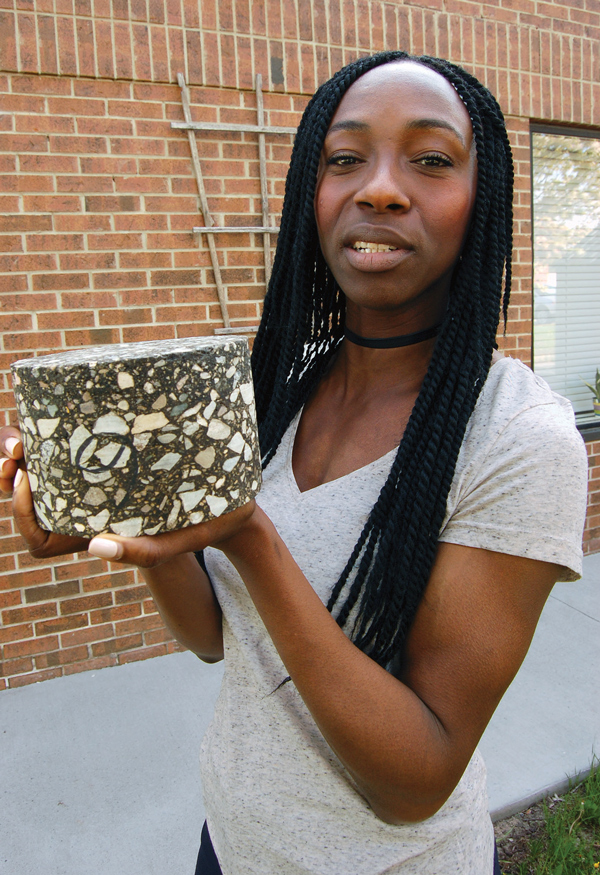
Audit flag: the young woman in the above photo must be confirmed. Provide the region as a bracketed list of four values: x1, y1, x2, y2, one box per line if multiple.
[1, 53, 588, 874]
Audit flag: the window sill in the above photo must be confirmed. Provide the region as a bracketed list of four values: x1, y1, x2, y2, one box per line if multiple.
[578, 421, 600, 442]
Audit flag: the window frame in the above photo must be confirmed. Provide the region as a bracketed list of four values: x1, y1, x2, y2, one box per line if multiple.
[529, 122, 600, 443]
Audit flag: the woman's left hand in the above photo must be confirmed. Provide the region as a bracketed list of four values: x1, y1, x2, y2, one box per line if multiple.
[86, 499, 257, 568]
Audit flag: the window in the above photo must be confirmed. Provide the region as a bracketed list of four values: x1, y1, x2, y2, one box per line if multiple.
[531, 128, 600, 426]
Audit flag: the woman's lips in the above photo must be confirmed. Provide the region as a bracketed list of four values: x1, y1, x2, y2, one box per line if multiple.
[344, 242, 412, 272]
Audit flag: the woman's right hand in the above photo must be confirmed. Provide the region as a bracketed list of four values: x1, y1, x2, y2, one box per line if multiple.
[0, 426, 90, 559]
[0, 425, 23, 494]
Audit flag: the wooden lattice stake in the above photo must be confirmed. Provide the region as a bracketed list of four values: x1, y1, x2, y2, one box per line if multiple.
[173, 74, 296, 334]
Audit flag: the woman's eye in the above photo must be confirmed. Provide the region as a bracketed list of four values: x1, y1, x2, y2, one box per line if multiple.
[416, 153, 453, 168]
[326, 153, 360, 166]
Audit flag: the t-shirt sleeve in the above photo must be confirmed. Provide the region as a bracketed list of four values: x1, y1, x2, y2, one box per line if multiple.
[438, 402, 589, 580]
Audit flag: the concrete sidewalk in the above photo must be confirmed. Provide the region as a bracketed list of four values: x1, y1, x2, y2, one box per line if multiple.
[1, 553, 599, 875]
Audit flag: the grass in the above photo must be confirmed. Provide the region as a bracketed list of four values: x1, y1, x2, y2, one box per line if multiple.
[511, 760, 600, 874]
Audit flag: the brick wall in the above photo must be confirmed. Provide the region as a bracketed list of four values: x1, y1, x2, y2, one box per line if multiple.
[1, 0, 599, 688]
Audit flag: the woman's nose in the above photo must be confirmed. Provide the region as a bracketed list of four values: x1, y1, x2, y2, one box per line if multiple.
[353, 160, 411, 212]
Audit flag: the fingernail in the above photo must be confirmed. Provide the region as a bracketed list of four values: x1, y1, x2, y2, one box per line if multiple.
[88, 537, 123, 560]
[13, 469, 24, 490]
[5, 437, 22, 457]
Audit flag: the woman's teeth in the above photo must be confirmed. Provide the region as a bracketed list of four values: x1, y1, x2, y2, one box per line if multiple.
[351, 242, 398, 252]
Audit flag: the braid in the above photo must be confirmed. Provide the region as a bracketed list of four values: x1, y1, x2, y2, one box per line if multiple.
[251, 52, 514, 668]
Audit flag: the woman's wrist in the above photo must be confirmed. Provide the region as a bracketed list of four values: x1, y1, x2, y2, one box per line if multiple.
[214, 502, 276, 565]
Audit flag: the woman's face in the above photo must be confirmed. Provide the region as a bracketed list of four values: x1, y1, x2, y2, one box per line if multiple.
[314, 61, 477, 327]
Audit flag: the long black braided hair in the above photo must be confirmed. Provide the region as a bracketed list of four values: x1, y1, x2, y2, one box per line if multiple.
[251, 51, 514, 670]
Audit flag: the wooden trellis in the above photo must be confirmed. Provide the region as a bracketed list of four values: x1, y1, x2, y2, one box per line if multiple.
[172, 73, 296, 334]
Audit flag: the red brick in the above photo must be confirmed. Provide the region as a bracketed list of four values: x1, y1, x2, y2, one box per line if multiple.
[0, 313, 32, 331]
[58, 292, 116, 312]
[4, 635, 59, 659]
[144, 626, 174, 646]
[99, 306, 152, 325]
[0, 622, 33, 644]
[35, 644, 89, 669]
[0, 655, 34, 677]
[0, 195, 21, 213]
[95, 19, 115, 79]
[0, 253, 57, 273]
[108, 99, 164, 120]
[113, 175, 169, 193]
[75, 16, 94, 78]
[4, 329, 64, 351]
[0, 173, 56, 191]
[59, 253, 116, 271]
[118, 643, 169, 663]
[8, 666, 62, 686]
[0, 590, 22, 608]
[0, 94, 45, 113]
[0, 154, 16, 173]
[11, 75, 68, 95]
[0, 520, 14, 538]
[26, 233, 84, 252]
[122, 324, 174, 342]
[85, 195, 139, 212]
[35, 614, 89, 635]
[92, 271, 147, 289]
[32, 273, 89, 291]
[0, 12, 18, 72]
[80, 156, 137, 175]
[24, 579, 80, 603]
[2, 601, 57, 625]
[115, 613, 164, 636]
[2, 568, 53, 590]
[145, 232, 194, 249]
[151, 268, 202, 286]
[0, 236, 23, 253]
[61, 622, 114, 647]
[119, 251, 171, 269]
[52, 557, 105, 580]
[156, 304, 207, 322]
[91, 633, 144, 656]
[63, 655, 117, 675]
[89, 603, 141, 624]
[0, 214, 52, 232]
[49, 135, 107, 154]
[55, 15, 77, 76]
[17, 13, 38, 73]
[64, 327, 120, 346]
[79, 117, 134, 137]
[88, 233, 143, 250]
[60, 592, 113, 614]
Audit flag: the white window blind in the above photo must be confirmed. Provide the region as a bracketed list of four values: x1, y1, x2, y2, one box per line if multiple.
[532, 130, 600, 425]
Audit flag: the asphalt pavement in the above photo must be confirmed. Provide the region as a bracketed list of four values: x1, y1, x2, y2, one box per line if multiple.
[1, 552, 599, 875]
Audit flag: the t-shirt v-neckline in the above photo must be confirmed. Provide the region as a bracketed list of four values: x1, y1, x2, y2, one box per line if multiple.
[284, 409, 398, 498]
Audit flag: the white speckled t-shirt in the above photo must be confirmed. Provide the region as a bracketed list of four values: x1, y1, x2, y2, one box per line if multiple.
[200, 357, 588, 875]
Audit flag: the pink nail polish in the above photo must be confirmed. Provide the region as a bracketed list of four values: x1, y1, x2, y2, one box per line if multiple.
[5, 437, 22, 457]
[88, 537, 122, 559]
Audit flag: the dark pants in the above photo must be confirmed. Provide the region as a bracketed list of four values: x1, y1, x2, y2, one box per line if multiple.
[194, 822, 223, 875]
[194, 822, 503, 874]
[494, 838, 502, 874]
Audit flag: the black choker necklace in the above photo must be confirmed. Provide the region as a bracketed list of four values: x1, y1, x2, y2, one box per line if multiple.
[344, 324, 441, 349]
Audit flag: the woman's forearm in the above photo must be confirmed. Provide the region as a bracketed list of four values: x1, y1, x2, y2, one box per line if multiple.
[140, 552, 224, 663]
[218, 506, 558, 825]
[219, 508, 452, 823]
